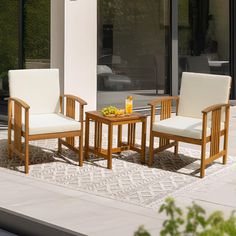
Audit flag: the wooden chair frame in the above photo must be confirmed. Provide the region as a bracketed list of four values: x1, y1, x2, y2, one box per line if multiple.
[8, 94, 87, 174]
[148, 96, 230, 178]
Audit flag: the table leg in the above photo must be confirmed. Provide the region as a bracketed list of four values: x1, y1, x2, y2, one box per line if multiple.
[141, 118, 147, 164]
[117, 125, 122, 147]
[107, 124, 113, 169]
[94, 121, 98, 151]
[128, 124, 132, 146]
[131, 123, 136, 147]
[98, 122, 102, 151]
[84, 115, 90, 160]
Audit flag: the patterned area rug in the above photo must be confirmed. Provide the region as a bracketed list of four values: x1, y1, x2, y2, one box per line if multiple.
[0, 130, 235, 210]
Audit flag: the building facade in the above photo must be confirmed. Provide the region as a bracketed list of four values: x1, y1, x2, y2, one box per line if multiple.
[0, 0, 235, 118]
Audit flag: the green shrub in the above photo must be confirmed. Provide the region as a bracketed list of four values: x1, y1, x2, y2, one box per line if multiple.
[134, 198, 236, 236]
[134, 226, 151, 236]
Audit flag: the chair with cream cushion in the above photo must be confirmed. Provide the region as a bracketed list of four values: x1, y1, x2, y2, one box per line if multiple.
[148, 72, 231, 178]
[8, 69, 87, 174]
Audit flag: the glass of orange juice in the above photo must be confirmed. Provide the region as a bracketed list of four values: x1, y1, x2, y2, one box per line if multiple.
[125, 96, 133, 114]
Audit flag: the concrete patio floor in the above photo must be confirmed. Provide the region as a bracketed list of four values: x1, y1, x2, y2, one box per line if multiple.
[0, 107, 236, 236]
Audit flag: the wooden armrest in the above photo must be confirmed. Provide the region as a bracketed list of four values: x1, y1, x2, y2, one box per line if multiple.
[202, 103, 230, 114]
[8, 98, 30, 133]
[149, 96, 179, 126]
[9, 97, 30, 110]
[201, 103, 230, 142]
[60, 94, 87, 123]
[148, 96, 179, 107]
[61, 94, 87, 106]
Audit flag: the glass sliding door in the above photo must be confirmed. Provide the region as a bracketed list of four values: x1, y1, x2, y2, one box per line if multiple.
[97, 0, 171, 109]
[178, 0, 230, 88]
[0, 0, 19, 117]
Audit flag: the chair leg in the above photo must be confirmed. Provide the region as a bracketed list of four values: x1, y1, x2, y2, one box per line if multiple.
[79, 135, 83, 167]
[58, 138, 62, 154]
[223, 131, 229, 165]
[148, 133, 154, 167]
[8, 100, 12, 159]
[200, 143, 206, 178]
[8, 127, 12, 159]
[107, 125, 113, 169]
[174, 142, 179, 156]
[223, 150, 228, 165]
[25, 138, 29, 174]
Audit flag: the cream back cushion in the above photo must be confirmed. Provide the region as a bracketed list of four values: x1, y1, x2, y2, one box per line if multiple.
[178, 72, 231, 119]
[9, 69, 60, 114]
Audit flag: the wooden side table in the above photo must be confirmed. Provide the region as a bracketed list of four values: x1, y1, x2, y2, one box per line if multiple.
[84, 111, 147, 169]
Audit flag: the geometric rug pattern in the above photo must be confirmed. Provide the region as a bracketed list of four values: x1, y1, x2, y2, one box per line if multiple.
[0, 130, 235, 210]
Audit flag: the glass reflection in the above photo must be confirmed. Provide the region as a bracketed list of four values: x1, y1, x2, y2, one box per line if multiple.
[97, 0, 170, 109]
[178, 0, 230, 89]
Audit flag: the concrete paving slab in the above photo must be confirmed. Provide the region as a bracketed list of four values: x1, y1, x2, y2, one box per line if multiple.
[0, 106, 235, 235]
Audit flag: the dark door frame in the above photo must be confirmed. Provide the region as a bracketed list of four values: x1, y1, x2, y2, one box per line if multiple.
[171, 0, 236, 99]
[19, 0, 24, 69]
[171, 0, 178, 96]
[230, 0, 236, 99]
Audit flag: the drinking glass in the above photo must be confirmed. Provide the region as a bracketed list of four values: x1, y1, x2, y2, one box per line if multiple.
[125, 99, 133, 114]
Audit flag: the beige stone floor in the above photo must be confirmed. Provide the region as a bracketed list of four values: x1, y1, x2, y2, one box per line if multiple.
[0, 107, 236, 236]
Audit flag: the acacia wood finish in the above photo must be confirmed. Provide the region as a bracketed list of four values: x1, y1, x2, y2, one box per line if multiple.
[141, 120, 147, 164]
[8, 100, 12, 159]
[9, 97, 30, 109]
[223, 106, 230, 164]
[210, 108, 221, 157]
[79, 104, 84, 166]
[84, 115, 90, 160]
[85, 111, 147, 169]
[8, 94, 86, 174]
[13, 102, 22, 153]
[153, 141, 178, 154]
[117, 125, 122, 147]
[98, 122, 103, 150]
[200, 113, 207, 178]
[159, 99, 172, 149]
[24, 109, 29, 174]
[8, 144, 25, 160]
[65, 97, 76, 146]
[63, 94, 87, 106]
[149, 96, 230, 178]
[149, 96, 179, 166]
[26, 130, 81, 141]
[107, 124, 113, 169]
[94, 121, 99, 151]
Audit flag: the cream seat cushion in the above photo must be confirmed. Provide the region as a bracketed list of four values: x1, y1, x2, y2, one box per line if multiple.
[153, 116, 224, 140]
[20, 113, 81, 135]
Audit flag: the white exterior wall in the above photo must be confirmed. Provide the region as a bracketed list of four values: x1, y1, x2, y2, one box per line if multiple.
[51, 0, 65, 94]
[0, 0, 66, 121]
[51, 0, 97, 111]
[64, 0, 97, 111]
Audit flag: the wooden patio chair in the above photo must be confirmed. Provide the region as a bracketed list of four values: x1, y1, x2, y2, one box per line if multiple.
[8, 69, 87, 174]
[148, 72, 231, 178]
